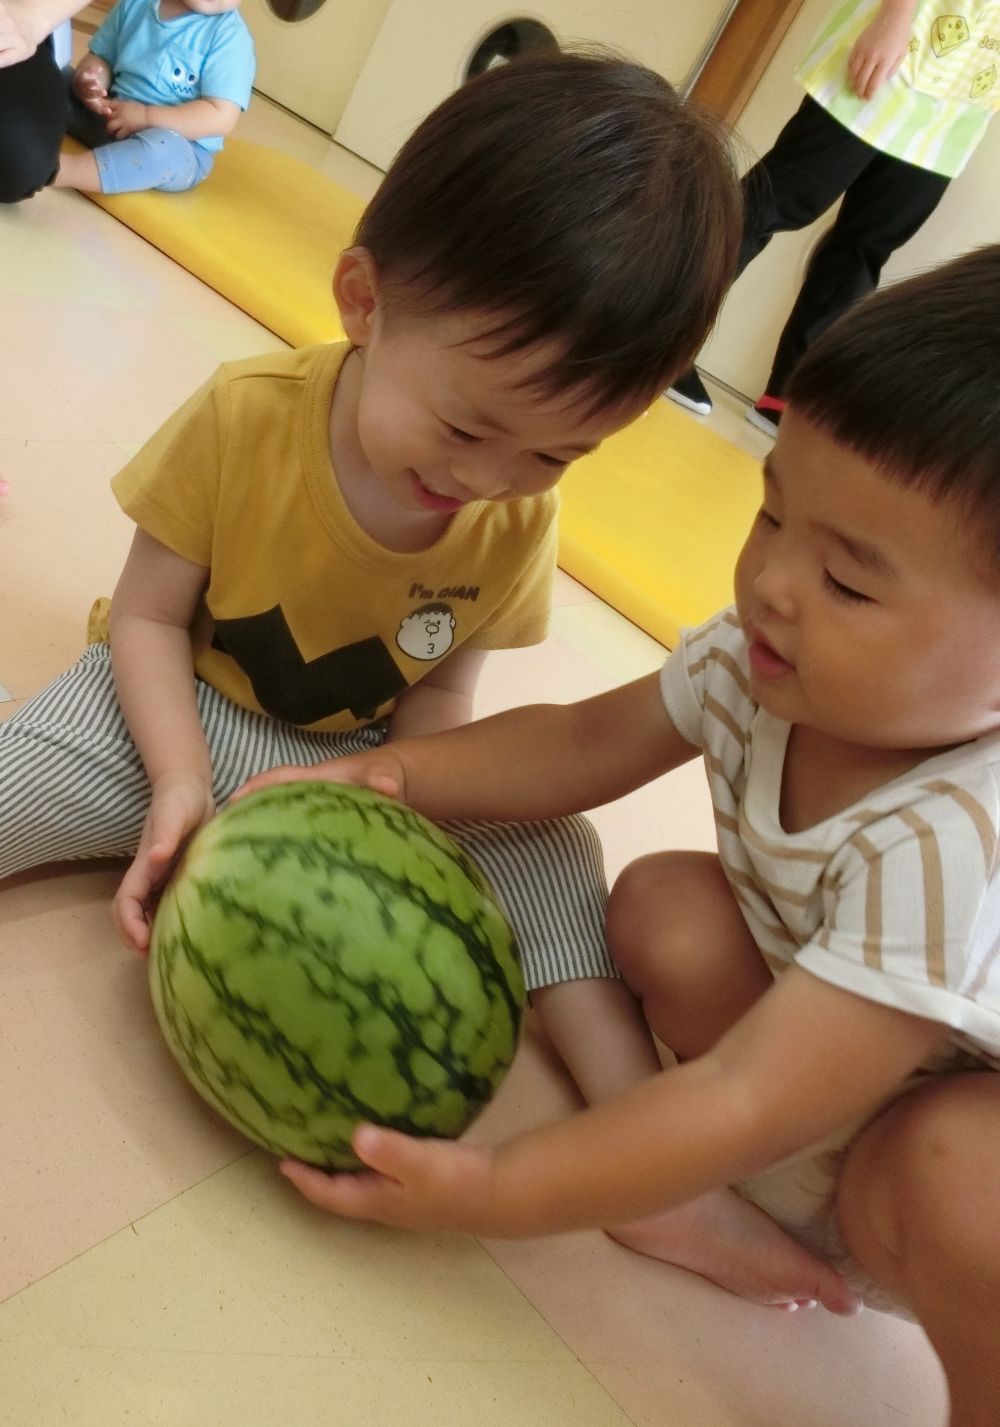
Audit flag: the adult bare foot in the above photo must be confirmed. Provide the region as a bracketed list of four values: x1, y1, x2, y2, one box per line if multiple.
[608, 1187, 862, 1315]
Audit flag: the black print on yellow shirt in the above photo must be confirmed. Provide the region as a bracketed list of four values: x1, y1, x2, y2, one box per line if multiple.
[212, 606, 407, 726]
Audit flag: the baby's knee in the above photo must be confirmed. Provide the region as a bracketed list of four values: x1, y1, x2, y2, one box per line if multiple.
[838, 1074, 1000, 1297]
[608, 851, 735, 982]
[606, 853, 674, 978]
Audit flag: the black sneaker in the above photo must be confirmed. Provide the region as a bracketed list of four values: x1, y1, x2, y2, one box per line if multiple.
[666, 368, 713, 416]
[745, 394, 786, 437]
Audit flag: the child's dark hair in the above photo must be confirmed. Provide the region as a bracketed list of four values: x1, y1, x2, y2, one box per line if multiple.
[787, 245, 1000, 567]
[353, 50, 741, 410]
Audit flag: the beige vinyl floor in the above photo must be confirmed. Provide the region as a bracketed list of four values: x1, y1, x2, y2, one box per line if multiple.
[0, 80, 949, 1427]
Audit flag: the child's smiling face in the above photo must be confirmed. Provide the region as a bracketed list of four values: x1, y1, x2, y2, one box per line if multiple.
[735, 409, 1000, 753]
[333, 250, 646, 522]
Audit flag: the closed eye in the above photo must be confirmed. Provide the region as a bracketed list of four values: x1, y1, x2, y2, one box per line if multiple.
[446, 424, 480, 444]
[823, 571, 871, 604]
[536, 453, 569, 470]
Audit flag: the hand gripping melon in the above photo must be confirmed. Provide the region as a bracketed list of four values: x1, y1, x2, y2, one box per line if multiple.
[148, 782, 525, 1168]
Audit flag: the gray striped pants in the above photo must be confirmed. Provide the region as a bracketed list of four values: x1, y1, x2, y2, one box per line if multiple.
[0, 645, 617, 990]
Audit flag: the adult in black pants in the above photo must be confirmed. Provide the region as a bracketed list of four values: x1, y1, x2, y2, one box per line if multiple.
[668, 0, 965, 434]
[0, 0, 86, 204]
[668, 95, 948, 429]
[679, 97, 948, 425]
[741, 97, 948, 400]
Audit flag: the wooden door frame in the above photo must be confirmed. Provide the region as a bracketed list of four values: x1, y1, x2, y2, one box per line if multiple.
[691, 0, 808, 124]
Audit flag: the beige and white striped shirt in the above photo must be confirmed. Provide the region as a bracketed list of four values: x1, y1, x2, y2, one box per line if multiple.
[660, 610, 1000, 1065]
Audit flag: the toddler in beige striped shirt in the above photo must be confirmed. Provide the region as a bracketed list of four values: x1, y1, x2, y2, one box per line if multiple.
[245, 245, 1000, 1425]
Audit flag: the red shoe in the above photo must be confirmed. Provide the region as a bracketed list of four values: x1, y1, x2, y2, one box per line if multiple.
[745, 394, 786, 437]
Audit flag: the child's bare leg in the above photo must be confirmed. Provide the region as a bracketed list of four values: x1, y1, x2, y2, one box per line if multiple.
[837, 1074, 1000, 1426]
[532, 852, 775, 1100]
[530, 978, 664, 1101]
[572, 850, 858, 1313]
[609, 852, 775, 1054]
[52, 149, 102, 192]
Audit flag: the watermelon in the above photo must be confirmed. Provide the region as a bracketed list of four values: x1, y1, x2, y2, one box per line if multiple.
[148, 781, 525, 1169]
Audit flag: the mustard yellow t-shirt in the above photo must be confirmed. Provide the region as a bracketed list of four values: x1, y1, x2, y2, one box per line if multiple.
[96, 343, 558, 732]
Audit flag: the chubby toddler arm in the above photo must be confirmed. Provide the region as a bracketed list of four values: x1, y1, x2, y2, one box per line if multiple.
[283, 967, 949, 1237]
[109, 528, 210, 786]
[387, 646, 487, 740]
[244, 671, 696, 825]
[104, 95, 241, 141]
[109, 529, 212, 950]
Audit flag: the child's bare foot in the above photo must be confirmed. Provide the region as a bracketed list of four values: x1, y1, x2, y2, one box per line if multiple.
[607, 1188, 862, 1315]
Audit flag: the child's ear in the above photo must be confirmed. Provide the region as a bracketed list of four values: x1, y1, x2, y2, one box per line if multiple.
[333, 248, 380, 346]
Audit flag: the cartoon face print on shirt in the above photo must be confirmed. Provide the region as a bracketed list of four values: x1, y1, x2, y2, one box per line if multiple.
[164, 52, 200, 98]
[167, 60, 198, 96]
[396, 602, 456, 661]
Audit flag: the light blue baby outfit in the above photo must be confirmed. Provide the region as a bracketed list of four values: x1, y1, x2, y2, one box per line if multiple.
[82, 0, 255, 193]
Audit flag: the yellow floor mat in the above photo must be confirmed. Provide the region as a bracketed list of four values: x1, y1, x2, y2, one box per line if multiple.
[77, 137, 356, 349]
[76, 138, 761, 648]
[559, 402, 760, 647]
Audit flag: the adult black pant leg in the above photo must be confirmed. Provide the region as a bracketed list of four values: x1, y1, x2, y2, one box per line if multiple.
[736, 96, 875, 276]
[0, 41, 69, 204]
[765, 146, 949, 394]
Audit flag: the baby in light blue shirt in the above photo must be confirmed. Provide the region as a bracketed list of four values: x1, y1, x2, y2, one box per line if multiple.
[55, 0, 255, 195]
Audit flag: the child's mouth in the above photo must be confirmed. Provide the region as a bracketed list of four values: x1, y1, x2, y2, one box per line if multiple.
[747, 633, 795, 679]
[410, 471, 468, 514]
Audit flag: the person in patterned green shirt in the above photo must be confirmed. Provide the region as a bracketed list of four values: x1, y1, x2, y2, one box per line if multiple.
[668, 0, 999, 431]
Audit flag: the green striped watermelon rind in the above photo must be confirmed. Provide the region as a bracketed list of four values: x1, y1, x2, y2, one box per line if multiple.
[148, 781, 525, 1170]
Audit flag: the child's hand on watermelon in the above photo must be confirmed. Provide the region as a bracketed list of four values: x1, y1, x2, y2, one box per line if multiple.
[115, 774, 216, 955]
[279, 1125, 504, 1234]
[234, 751, 408, 805]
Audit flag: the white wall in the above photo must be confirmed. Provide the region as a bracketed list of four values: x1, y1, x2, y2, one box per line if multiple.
[335, 0, 737, 170]
[243, 0, 395, 134]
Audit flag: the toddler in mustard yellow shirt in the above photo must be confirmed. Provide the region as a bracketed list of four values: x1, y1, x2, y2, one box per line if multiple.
[0, 51, 739, 1028]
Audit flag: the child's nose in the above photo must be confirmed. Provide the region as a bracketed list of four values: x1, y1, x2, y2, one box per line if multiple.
[753, 555, 798, 619]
